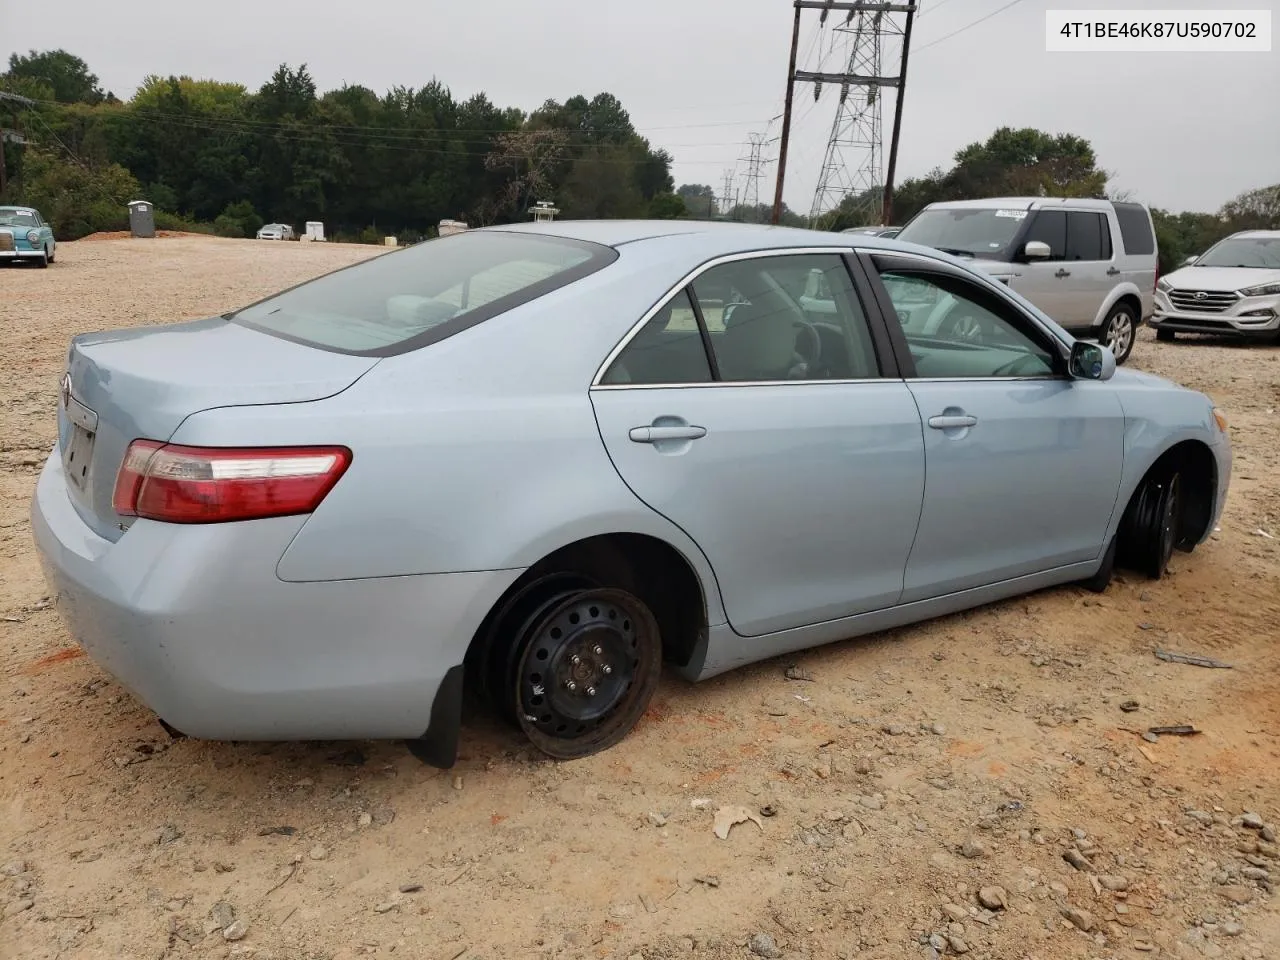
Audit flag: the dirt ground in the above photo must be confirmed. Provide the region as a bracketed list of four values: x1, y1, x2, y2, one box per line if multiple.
[2, 236, 1278, 960]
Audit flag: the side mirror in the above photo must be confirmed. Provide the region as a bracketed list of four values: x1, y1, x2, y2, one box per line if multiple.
[1023, 240, 1052, 260]
[1183, 254, 1199, 266]
[1069, 340, 1116, 381]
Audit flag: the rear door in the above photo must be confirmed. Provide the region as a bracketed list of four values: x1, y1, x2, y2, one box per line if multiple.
[1063, 209, 1115, 330]
[590, 249, 926, 638]
[861, 250, 1125, 602]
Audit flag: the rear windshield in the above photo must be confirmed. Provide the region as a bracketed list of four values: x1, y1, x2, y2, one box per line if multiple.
[896, 207, 1028, 260]
[231, 230, 617, 356]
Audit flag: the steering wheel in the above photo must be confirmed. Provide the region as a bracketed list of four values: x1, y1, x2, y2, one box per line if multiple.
[992, 354, 1046, 377]
[793, 318, 822, 369]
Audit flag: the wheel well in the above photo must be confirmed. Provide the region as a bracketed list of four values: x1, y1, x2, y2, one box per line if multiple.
[466, 534, 707, 683]
[1120, 440, 1217, 554]
[1110, 293, 1142, 322]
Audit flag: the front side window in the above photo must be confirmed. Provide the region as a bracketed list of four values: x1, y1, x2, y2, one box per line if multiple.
[1022, 210, 1067, 260]
[895, 207, 1028, 260]
[875, 265, 1059, 379]
[231, 230, 616, 356]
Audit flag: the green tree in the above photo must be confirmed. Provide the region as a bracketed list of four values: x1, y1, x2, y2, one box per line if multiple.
[17, 147, 139, 238]
[5, 49, 106, 103]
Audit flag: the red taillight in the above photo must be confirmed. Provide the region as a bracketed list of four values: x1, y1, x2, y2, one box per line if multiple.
[112, 441, 352, 524]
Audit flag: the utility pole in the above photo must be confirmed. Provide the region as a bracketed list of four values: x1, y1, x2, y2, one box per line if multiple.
[772, 1, 917, 227]
[881, 1, 916, 226]
[771, 2, 803, 224]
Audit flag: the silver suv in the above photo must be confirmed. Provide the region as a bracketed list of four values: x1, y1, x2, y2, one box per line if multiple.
[1150, 230, 1280, 343]
[894, 198, 1159, 364]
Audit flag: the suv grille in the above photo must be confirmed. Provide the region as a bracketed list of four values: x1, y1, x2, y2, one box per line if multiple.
[1168, 289, 1239, 314]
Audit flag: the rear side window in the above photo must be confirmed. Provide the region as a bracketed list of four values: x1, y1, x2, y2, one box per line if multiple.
[1066, 212, 1111, 261]
[1112, 202, 1155, 256]
[231, 231, 617, 356]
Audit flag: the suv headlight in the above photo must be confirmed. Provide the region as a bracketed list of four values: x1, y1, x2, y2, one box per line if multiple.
[1240, 281, 1280, 298]
[1212, 407, 1228, 433]
[26, 230, 41, 245]
[1156, 277, 1172, 292]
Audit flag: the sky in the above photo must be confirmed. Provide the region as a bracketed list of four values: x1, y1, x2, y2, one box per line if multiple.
[3, 0, 1278, 217]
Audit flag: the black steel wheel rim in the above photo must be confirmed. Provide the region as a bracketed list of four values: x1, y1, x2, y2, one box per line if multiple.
[1158, 474, 1181, 569]
[518, 594, 641, 738]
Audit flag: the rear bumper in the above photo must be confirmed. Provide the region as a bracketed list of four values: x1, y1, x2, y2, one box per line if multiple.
[30, 450, 521, 754]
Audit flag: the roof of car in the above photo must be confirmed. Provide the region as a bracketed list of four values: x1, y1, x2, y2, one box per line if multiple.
[1230, 229, 1280, 239]
[477, 218, 888, 253]
[921, 197, 1121, 212]
[0, 205, 36, 212]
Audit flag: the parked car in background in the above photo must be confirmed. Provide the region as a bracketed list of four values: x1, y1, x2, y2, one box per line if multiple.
[0, 205, 56, 267]
[32, 221, 1230, 768]
[894, 198, 1158, 364]
[843, 225, 901, 238]
[1150, 230, 1280, 343]
[256, 223, 296, 240]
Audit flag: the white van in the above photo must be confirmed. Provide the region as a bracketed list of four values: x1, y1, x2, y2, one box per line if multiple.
[894, 198, 1159, 364]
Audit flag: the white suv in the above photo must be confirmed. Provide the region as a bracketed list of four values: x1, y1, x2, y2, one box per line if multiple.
[894, 198, 1159, 364]
[1150, 231, 1280, 343]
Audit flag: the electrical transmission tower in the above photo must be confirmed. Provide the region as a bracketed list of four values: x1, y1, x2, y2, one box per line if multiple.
[720, 168, 737, 220]
[740, 133, 769, 223]
[808, 8, 886, 227]
[772, 0, 918, 227]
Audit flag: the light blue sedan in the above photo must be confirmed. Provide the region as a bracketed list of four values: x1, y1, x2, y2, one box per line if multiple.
[31, 221, 1231, 767]
[0, 204, 56, 266]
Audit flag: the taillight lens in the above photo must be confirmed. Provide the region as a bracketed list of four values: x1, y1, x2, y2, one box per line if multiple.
[112, 441, 352, 524]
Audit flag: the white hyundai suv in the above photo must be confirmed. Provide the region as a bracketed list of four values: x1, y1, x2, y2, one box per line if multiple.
[1150, 231, 1280, 344]
[894, 197, 1159, 364]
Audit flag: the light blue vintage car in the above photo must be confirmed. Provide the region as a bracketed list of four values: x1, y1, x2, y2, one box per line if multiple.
[0, 205, 57, 267]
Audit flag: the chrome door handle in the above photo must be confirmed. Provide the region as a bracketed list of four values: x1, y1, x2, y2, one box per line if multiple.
[629, 424, 707, 443]
[1055, 268, 1071, 278]
[928, 415, 978, 429]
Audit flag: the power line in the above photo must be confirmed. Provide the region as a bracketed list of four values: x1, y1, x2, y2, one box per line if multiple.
[913, 0, 1028, 51]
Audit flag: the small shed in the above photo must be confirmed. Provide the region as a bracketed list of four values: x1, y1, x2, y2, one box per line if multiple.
[305, 221, 326, 242]
[127, 200, 155, 238]
[529, 201, 559, 223]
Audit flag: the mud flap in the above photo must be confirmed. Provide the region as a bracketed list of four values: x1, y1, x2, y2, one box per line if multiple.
[405, 664, 465, 768]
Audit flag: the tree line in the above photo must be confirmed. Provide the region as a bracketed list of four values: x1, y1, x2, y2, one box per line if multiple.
[2, 49, 1276, 266]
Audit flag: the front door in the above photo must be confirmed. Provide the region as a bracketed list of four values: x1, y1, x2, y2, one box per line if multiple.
[866, 253, 1126, 602]
[1010, 209, 1074, 325]
[590, 251, 926, 637]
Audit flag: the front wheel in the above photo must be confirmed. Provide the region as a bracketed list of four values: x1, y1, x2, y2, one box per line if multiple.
[508, 587, 662, 760]
[1118, 470, 1182, 579]
[1101, 304, 1136, 364]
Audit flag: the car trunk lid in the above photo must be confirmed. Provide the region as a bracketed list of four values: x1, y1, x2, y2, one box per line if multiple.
[58, 316, 378, 542]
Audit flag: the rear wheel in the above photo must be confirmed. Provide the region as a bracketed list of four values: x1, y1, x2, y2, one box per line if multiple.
[1118, 469, 1182, 579]
[504, 586, 661, 760]
[1101, 303, 1136, 364]
[1156, 328, 1175, 343]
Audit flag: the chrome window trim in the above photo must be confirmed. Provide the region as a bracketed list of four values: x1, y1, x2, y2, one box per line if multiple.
[589, 246, 861, 389]
[592, 377, 890, 391]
